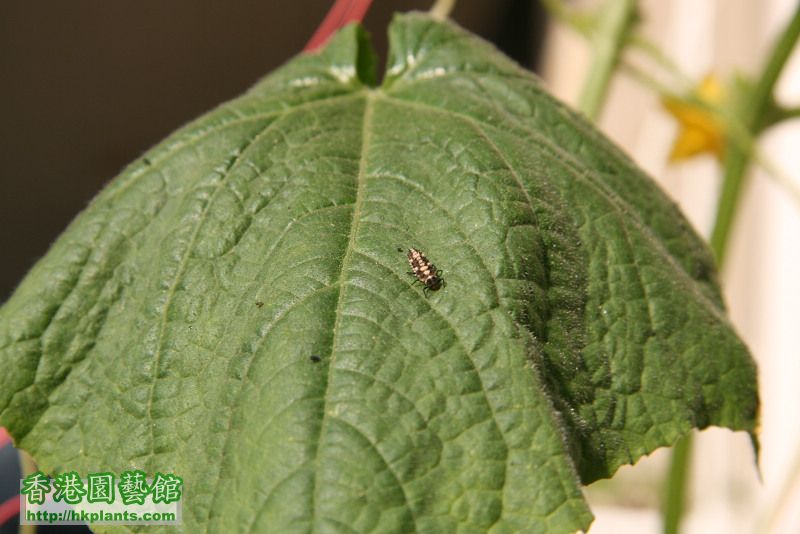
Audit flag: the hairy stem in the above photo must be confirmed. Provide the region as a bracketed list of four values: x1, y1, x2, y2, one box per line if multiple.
[429, 0, 456, 20]
[710, 5, 800, 264]
[664, 6, 800, 533]
[663, 435, 692, 534]
[577, 0, 638, 120]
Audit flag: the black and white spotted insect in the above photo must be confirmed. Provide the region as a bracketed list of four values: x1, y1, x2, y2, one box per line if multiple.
[406, 248, 445, 296]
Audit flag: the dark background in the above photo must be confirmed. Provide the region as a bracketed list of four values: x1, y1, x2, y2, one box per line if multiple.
[0, 0, 546, 302]
[0, 2, 547, 532]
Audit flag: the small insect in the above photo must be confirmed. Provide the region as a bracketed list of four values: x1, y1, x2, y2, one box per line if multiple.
[255, 301, 264, 308]
[406, 248, 445, 296]
[309, 355, 322, 363]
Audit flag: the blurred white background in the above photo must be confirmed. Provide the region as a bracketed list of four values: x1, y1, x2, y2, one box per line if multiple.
[542, 0, 800, 532]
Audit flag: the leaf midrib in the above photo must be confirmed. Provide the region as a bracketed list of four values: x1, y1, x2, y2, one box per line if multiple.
[310, 89, 379, 532]
[139, 90, 369, 531]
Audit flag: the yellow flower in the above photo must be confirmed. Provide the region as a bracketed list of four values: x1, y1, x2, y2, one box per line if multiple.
[662, 74, 726, 162]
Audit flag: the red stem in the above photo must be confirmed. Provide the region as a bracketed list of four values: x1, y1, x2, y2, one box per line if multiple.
[304, 0, 374, 52]
[0, 496, 20, 527]
[0, 428, 19, 527]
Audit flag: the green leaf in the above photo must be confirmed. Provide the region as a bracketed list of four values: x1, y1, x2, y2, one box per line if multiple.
[0, 12, 758, 533]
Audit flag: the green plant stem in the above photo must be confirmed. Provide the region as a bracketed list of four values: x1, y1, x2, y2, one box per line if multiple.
[429, 0, 456, 20]
[709, 147, 749, 264]
[577, 0, 637, 120]
[781, 106, 800, 119]
[710, 4, 800, 264]
[663, 435, 692, 534]
[663, 7, 800, 534]
[539, 0, 593, 34]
